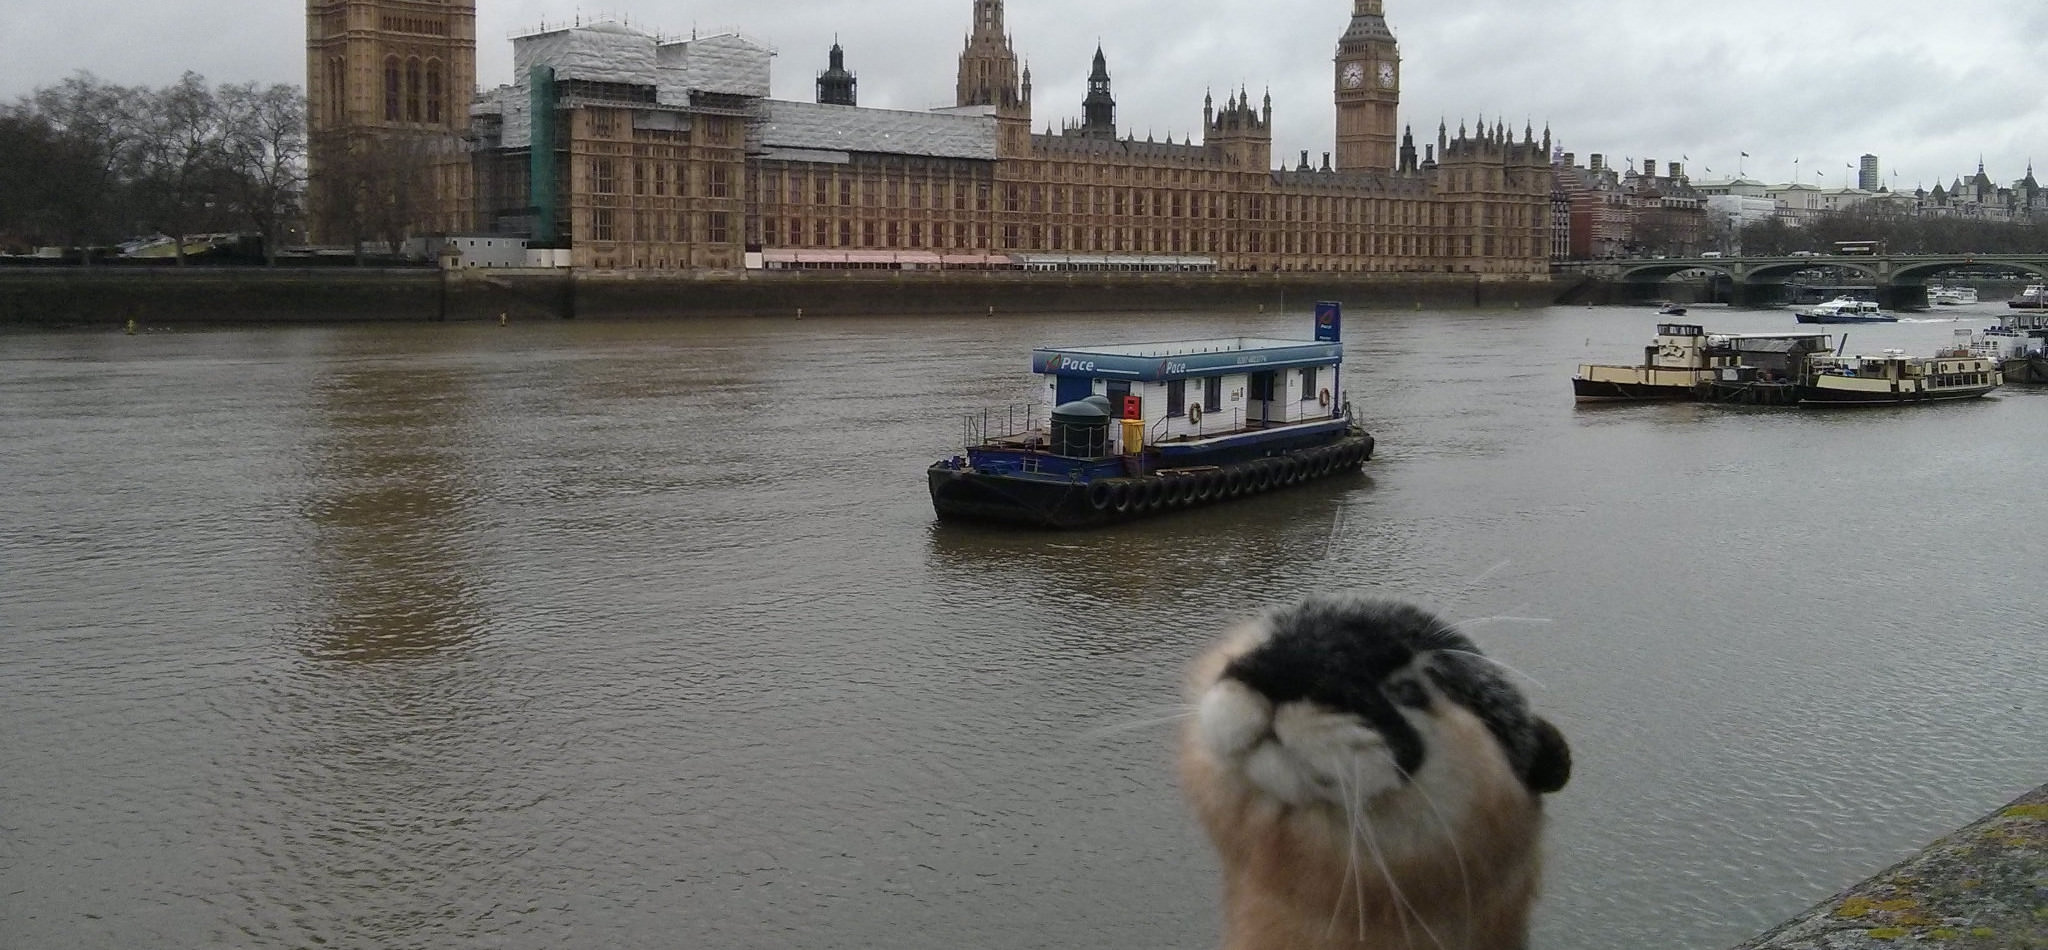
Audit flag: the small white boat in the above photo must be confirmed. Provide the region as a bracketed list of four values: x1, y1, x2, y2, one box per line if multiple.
[1929, 285, 1979, 306]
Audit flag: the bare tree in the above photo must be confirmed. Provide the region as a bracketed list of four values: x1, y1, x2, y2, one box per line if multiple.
[218, 83, 306, 264]
[133, 72, 239, 265]
[29, 73, 149, 261]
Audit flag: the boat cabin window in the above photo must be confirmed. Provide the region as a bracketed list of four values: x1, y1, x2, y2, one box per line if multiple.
[1166, 379, 1186, 417]
[1247, 373, 1273, 402]
[1203, 376, 1223, 413]
[1299, 366, 1318, 401]
[1106, 380, 1131, 418]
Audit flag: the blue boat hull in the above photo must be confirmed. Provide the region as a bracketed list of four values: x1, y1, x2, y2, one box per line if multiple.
[928, 430, 1374, 529]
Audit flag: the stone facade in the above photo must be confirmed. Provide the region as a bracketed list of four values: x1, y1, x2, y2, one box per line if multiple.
[419, 0, 1551, 277]
[305, 0, 477, 244]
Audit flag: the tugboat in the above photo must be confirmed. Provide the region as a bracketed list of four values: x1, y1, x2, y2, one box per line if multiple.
[928, 303, 1375, 529]
[1573, 323, 1832, 404]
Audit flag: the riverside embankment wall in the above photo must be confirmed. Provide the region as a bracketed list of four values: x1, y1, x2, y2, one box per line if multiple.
[0, 268, 1557, 327]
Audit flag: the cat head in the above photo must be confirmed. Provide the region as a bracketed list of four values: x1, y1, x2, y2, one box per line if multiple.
[1190, 595, 1571, 809]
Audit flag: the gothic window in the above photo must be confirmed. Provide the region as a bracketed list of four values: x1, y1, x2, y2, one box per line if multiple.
[426, 61, 443, 124]
[384, 57, 401, 121]
[709, 167, 730, 198]
[708, 213, 730, 244]
[406, 58, 423, 122]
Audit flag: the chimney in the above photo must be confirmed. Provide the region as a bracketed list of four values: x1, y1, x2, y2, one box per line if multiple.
[1299, 150, 1311, 171]
[1321, 152, 1331, 172]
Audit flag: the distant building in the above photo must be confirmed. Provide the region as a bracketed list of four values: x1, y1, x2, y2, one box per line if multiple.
[1554, 154, 1631, 260]
[1859, 154, 1880, 192]
[319, 0, 1553, 276]
[816, 41, 857, 107]
[305, 0, 477, 245]
[1622, 160, 1706, 256]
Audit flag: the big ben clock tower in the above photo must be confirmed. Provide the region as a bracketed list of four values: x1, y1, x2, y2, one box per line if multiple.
[1333, 0, 1399, 173]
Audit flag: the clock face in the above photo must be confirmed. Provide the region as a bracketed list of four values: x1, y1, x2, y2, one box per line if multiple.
[1342, 62, 1365, 89]
[1378, 62, 1396, 88]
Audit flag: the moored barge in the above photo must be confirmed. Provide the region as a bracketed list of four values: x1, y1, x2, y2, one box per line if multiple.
[929, 303, 1374, 529]
[1573, 323, 1834, 404]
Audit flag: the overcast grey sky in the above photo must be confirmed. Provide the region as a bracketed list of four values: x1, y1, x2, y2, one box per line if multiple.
[3, 0, 2042, 192]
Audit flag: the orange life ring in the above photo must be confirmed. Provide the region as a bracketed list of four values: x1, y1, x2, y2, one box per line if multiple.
[1187, 403, 1203, 425]
[1317, 388, 1332, 407]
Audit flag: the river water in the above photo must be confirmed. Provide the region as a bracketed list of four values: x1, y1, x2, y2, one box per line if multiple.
[2, 303, 2042, 950]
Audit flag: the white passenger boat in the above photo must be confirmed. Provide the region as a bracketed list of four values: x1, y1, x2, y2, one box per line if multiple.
[1929, 285, 1979, 306]
[1796, 296, 1898, 324]
[1798, 348, 2001, 405]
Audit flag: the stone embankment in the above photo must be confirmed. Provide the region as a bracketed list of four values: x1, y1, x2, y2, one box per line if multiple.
[1735, 784, 2046, 950]
[0, 267, 1556, 326]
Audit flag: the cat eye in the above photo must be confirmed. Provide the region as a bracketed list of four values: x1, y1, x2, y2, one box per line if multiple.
[1385, 679, 1428, 708]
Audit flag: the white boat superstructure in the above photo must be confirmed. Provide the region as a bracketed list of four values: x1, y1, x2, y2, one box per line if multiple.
[1929, 285, 1979, 306]
[1800, 347, 2002, 405]
[1797, 296, 1897, 324]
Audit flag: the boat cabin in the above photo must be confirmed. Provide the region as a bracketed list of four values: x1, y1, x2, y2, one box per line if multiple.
[1031, 331, 1345, 456]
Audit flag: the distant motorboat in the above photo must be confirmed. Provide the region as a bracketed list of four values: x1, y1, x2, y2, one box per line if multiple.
[1929, 285, 1979, 306]
[1656, 302, 1688, 316]
[2007, 284, 2048, 310]
[1796, 296, 1898, 324]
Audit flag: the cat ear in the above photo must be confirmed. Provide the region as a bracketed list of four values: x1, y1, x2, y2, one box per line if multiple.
[1524, 716, 1571, 795]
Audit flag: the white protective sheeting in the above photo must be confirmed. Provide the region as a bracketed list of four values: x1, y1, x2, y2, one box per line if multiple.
[514, 22, 660, 88]
[758, 101, 997, 162]
[657, 34, 773, 100]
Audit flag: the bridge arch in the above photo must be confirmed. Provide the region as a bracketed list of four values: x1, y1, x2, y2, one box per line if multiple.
[1891, 259, 2048, 283]
[1614, 262, 1735, 282]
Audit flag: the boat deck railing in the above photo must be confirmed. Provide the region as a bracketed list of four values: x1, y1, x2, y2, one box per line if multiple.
[963, 402, 1041, 448]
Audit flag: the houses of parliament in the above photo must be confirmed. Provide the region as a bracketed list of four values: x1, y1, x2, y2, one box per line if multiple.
[305, 0, 1551, 278]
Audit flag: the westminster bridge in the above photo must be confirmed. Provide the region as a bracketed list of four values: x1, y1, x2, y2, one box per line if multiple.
[1554, 253, 2048, 308]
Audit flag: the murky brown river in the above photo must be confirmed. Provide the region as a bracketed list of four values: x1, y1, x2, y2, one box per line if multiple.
[2, 305, 2043, 949]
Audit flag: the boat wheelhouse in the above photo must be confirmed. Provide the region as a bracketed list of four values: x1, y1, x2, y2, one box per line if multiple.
[1964, 315, 2048, 383]
[929, 303, 1374, 528]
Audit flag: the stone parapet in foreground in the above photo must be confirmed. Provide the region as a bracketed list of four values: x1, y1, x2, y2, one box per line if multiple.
[1735, 784, 2046, 950]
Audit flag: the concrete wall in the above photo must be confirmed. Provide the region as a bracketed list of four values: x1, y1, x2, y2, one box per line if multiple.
[0, 268, 1557, 327]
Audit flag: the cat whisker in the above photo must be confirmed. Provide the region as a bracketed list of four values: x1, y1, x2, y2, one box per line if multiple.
[1070, 707, 1197, 744]
[1444, 559, 1514, 611]
[1454, 614, 1554, 631]
[1397, 762, 1475, 950]
[1353, 779, 1452, 950]
[1333, 767, 1370, 942]
[1437, 648, 1548, 692]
